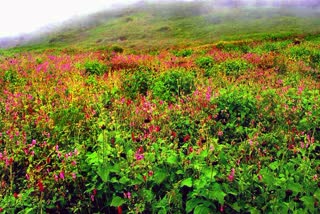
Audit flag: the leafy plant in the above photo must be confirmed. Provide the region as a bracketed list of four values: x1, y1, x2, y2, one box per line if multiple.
[211, 87, 258, 142]
[220, 59, 252, 77]
[110, 45, 124, 53]
[173, 49, 193, 57]
[152, 69, 195, 101]
[123, 66, 153, 99]
[84, 60, 107, 75]
[196, 56, 214, 69]
[216, 42, 250, 53]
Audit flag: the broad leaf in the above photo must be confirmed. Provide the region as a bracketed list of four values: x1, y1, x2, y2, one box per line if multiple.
[181, 177, 193, 187]
[194, 204, 211, 214]
[110, 196, 125, 207]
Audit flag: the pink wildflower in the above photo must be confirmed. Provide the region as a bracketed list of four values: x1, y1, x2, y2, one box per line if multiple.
[59, 171, 65, 180]
[135, 153, 144, 161]
[124, 192, 131, 199]
[228, 168, 235, 182]
[72, 172, 76, 180]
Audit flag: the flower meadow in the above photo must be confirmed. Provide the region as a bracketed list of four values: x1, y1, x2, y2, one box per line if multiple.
[0, 38, 319, 213]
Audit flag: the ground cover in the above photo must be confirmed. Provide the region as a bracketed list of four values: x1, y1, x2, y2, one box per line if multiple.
[0, 36, 319, 213]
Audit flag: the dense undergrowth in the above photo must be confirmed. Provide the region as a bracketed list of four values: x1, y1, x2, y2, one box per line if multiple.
[0, 37, 319, 213]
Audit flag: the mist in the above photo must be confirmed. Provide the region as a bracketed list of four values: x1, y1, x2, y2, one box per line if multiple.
[0, 0, 198, 39]
[1, 0, 319, 39]
[0, 0, 319, 49]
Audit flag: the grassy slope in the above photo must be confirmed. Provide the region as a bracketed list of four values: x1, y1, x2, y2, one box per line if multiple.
[3, 1, 320, 53]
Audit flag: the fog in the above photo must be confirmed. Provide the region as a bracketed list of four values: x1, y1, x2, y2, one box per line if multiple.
[0, 0, 319, 39]
[0, 0, 197, 38]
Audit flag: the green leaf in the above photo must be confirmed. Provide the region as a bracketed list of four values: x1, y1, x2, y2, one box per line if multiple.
[231, 202, 241, 212]
[119, 176, 130, 184]
[219, 151, 228, 165]
[260, 168, 274, 185]
[167, 154, 178, 165]
[287, 182, 303, 194]
[211, 183, 226, 204]
[19, 207, 36, 214]
[269, 161, 279, 171]
[142, 189, 154, 202]
[97, 165, 109, 182]
[86, 152, 99, 165]
[181, 177, 193, 187]
[110, 196, 125, 207]
[314, 188, 320, 200]
[300, 196, 314, 210]
[186, 198, 202, 213]
[202, 168, 217, 180]
[154, 169, 167, 184]
[194, 204, 211, 214]
[176, 170, 184, 175]
[98, 133, 104, 143]
[200, 150, 208, 158]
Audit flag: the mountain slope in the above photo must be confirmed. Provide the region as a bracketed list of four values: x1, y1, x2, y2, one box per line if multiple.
[2, 1, 320, 51]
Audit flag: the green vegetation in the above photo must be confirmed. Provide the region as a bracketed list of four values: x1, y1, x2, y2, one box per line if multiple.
[0, 1, 319, 213]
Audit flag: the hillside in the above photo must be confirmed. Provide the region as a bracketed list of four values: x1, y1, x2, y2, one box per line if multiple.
[1, 1, 320, 52]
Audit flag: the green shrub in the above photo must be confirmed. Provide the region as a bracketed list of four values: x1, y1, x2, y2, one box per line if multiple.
[216, 42, 250, 53]
[310, 50, 320, 68]
[85, 75, 98, 86]
[110, 45, 124, 53]
[196, 56, 214, 69]
[173, 49, 193, 57]
[84, 60, 107, 75]
[220, 59, 251, 77]
[259, 40, 291, 53]
[3, 70, 17, 83]
[152, 69, 195, 102]
[211, 87, 258, 142]
[123, 66, 153, 99]
[287, 46, 312, 61]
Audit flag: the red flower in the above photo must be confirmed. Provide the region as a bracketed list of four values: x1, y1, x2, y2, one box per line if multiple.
[138, 146, 144, 153]
[37, 180, 44, 192]
[0, 207, 3, 212]
[189, 147, 193, 153]
[13, 192, 18, 199]
[117, 206, 122, 214]
[183, 135, 190, 142]
[171, 131, 177, 138]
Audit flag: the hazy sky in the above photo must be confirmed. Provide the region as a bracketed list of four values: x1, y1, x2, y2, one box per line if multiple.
[0, 0, 147, 38]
